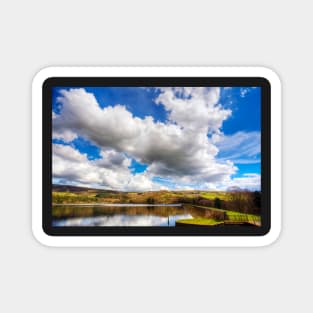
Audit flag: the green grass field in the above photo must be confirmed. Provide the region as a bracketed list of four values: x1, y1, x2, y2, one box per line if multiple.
[52, 190, 249, 204]
[52, 191, 99, 204]
[199, 191, 232, 200]
[176, 218, 224, 226]
[52, 190, 201, 204]
[192, 205, 261, 225]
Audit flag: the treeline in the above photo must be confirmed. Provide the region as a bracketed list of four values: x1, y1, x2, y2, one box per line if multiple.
[177, 191, 261, 215]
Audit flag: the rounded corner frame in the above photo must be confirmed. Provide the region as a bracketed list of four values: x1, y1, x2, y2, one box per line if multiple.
[32, 66, 281, 247]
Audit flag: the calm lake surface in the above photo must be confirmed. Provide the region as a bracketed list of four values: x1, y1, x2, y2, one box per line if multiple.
[52, 204, 207, 227]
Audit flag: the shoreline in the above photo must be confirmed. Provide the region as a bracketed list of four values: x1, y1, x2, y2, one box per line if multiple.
[52, 203, 183, 207]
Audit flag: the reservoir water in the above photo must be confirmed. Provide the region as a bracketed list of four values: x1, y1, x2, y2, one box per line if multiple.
[52, 204, 205, 227]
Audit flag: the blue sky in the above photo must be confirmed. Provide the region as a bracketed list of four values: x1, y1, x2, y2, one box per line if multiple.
[52, 86, 261, 191]
[219, 87, 261, 179]
[220, 87, 261, 134]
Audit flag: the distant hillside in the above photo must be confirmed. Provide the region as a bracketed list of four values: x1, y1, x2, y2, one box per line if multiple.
[51, 184, 261, 214]
[52, 184, 118, 193]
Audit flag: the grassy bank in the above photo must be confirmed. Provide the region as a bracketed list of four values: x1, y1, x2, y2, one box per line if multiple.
[193, 205, 261, 223]
[176, 205, 261, 226]
[176, 218, 224, 226]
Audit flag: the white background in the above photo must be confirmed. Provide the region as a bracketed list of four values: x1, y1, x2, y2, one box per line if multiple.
[0, 0, 311, 312]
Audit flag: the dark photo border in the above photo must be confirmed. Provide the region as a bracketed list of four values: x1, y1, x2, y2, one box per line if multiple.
[42, 77, 270, 236]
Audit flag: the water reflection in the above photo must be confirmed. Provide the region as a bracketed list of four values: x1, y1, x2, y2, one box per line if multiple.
[53, 213, 193, 227]
[52, 205, 203, 227]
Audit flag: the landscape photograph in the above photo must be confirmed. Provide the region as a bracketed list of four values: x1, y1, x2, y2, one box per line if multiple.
[52, 86, 261, 227]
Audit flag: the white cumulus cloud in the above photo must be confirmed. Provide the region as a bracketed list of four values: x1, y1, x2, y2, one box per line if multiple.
[218, 173, 261, 191]
[52, 87, 260, 191]
[52, 87, 237, 190]
[53, 144, 163, 191]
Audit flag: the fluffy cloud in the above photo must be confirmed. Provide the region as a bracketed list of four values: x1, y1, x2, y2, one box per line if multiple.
[155, 87, 231, 132]
[53, 144, 161, 191]
[52, 88, 237, 190]
[218, 173, 261, 191]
